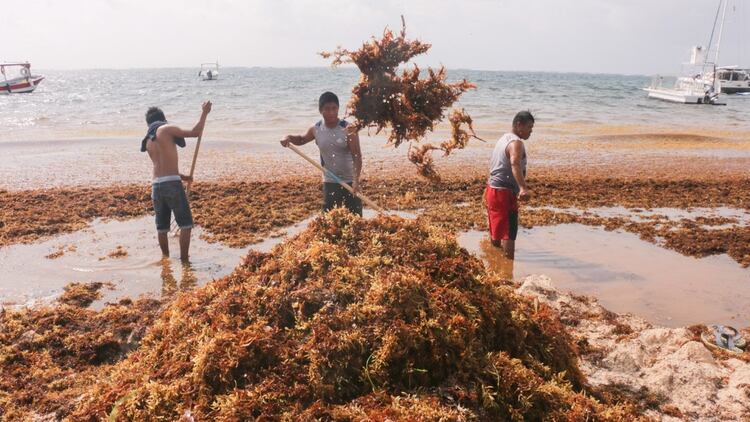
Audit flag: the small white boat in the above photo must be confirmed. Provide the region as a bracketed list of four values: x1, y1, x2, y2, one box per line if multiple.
[1, 62, 44, 94]
[199, 62, 219, 81]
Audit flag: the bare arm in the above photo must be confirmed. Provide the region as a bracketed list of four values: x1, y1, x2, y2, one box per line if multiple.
[507, 140, 529, 199]
[280, 126, 315, 147]
[164, 101, 212, 138]
[347, 128, 363, 192]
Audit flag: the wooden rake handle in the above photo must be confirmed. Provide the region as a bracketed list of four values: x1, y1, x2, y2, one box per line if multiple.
[286, 143, 387, 214]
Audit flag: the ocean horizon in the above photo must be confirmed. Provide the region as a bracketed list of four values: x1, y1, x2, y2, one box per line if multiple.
[2, 67, 748, 143]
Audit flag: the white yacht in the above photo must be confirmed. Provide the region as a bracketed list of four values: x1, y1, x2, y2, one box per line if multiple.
[644, 47, 721, 105]
[645, 1, 730, 105]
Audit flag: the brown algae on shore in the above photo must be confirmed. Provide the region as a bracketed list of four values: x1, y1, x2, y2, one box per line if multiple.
[1, 210, 650, 420]
[57, 281, 115, 307]
[2, 175, 749, 266]
[71, 210, 649, 420]
[0, 282, 163, 420]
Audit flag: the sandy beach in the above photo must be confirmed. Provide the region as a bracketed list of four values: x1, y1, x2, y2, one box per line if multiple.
[3, 123, 750, 191]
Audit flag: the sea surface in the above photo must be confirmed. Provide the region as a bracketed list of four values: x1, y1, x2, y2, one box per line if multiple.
[2, 67, 749, 143]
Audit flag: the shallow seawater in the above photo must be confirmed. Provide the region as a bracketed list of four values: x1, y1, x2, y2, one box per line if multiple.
[4, 210, 748, 328]
[0, 217, 247, 309]
[457, 224, 750, 328]
[0, 209, 417, 309]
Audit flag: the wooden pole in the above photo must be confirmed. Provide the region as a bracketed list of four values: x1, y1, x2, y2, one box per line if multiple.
[185, 131, 203, 195]
[286, 143, 387, 214]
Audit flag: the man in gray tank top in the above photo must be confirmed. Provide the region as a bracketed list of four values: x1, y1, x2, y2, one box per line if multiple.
[485, 111, 534, 278]
[280, 92, 363, 215]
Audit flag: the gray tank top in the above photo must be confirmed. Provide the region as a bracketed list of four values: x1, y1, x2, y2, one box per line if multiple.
[314, 119, 354, 183]
[488, 133, 526, 195]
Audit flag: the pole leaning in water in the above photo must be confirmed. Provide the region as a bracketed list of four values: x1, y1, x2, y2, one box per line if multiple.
[285, 143, 387, 214]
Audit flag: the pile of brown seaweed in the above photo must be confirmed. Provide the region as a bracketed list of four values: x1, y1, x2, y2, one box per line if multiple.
[321, 19, 479, 181]
[0, 283, 162, 420]
[69, 210, 645, 420]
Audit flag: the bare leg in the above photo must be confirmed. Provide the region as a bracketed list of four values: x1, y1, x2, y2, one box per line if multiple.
[498, 255, 514, 280]
[500, 239, 515, 260]
[158, 232, 169, 257]
[500, 240, 515, 279]
[179, 228, 191, 262]
[488, 238, 515, 280]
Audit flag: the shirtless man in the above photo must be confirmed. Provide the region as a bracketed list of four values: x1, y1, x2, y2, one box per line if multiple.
[141, 101, 211, 261]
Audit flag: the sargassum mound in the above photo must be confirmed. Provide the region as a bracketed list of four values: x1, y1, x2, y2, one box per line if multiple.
[71, 209, 646, 421]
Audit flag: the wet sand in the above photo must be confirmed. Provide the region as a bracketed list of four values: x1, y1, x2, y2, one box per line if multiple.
[2, 124, 750, 190]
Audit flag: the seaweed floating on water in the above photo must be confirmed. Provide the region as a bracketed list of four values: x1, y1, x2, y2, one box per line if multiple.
[320, 17, 480, 181]
[70, 210, 646, 421]
[101, 245, 128, 260]
[0, 181, 321, 249]
[58, 281, 113, 307]
[45, 244, 76, 259]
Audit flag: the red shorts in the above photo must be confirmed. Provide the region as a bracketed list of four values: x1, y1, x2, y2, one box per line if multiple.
[485, 186, 519, 241]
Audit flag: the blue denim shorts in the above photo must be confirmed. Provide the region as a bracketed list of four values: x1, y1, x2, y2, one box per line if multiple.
[152, 180, 194, 232]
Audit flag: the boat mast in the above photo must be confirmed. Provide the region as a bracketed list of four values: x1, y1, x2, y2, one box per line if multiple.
[704, 0, 722, 74]
[712, 0, 729, 91]
[703, 0, 728, 92]
[714, 0, 728, 66]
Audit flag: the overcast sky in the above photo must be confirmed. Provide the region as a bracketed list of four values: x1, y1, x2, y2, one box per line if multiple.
[2, 0, 748, 74]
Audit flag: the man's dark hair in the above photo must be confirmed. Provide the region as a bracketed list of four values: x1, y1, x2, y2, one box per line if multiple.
[318, 91, 339, 110]
[512, 110, 535, 126]
[146, 107, 166, 125]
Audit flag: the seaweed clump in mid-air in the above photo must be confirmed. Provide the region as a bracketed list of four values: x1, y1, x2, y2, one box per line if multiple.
[320, 17, 482, 182]
[71, 210, 647, 421]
